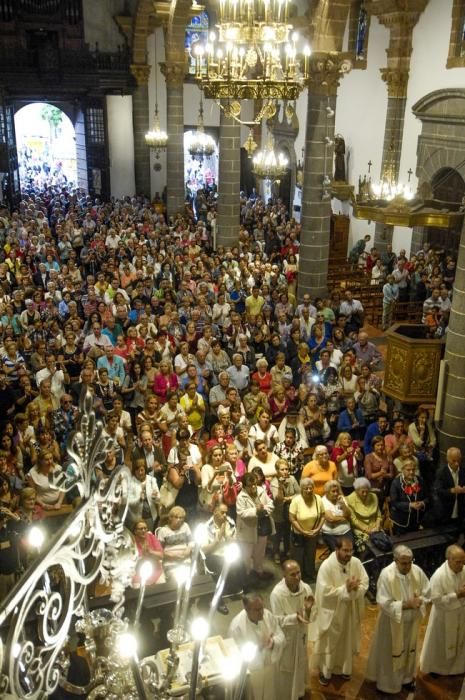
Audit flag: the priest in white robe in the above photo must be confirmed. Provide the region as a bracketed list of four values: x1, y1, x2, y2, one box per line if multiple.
[270, 560, 316, 700]
[228, 593, 286, 700]
[366, 544, 430, 694]
[420, 544, 465, 676]
[311, 536, 368, 686]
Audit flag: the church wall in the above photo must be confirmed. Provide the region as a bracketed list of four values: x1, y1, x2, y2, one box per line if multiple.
[106, 95, 136, 199]
[82, 0, 129, 52]
[335, 0, 465, 258]
[335, 15, 389, 252]
[401, 0, 465, 194]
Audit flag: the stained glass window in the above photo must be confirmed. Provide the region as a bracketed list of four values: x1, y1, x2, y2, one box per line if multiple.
[185, 11, 209, 75]
[356, 3, 368, 60]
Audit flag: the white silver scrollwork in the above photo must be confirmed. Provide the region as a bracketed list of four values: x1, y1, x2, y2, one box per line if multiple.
[0, 390, 133, 699]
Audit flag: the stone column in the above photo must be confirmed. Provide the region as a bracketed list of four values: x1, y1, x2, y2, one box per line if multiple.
[374, 70, 408, 252]
[130, 64, 151, 196]
[438, 218, 465, 457]
[411, 225, 427, 254]
[161, 61, 186, 217]
[365, 0, 428, 252]
[298, 53, 351, 300]
[217, 106, 241, 249]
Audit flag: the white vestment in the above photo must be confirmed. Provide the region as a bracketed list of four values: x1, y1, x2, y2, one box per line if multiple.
[228, 608, 286, 700]
[420, 560, 465, 675]
[311, 552, 368, 678]
[270, 578, 315, 700]
[366, 561, 430, 694]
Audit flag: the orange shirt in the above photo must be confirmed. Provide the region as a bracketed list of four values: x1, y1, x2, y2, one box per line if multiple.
[301, 460, 338, 496]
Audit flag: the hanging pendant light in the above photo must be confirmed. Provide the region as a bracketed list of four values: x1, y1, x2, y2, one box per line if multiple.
[252, 135, 288, 182]
[145, 39, 168, 159]
[187, 98, 216, 162]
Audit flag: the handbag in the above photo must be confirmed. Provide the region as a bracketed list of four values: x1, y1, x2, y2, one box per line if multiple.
[369, 530, 392, 552]
[291, 530, 306, 547]
[257, 513, 272, 537]
[159, 478, 178, 510]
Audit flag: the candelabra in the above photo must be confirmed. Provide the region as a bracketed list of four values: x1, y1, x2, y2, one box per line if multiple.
[0, 390, 249, 699]
[193, 0, 310, 123]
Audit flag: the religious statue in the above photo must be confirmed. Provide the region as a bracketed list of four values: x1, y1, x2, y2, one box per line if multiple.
[334, 134, 346, 182]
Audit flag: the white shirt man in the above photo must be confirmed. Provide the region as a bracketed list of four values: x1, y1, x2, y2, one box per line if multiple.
[312, 537, 368, 686]
[270, 560, 315, 700]
[226, 354, 250, 392]
[366, 545, 430, 694]
[228, 593, 286, 700]
[420, 545, 465, 676]
[36, 357, 67, 400]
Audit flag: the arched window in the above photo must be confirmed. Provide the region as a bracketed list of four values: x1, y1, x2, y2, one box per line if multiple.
[348, 1, 370, 68]
[355, 2, 368, 59]
[185, 11, 209, 75]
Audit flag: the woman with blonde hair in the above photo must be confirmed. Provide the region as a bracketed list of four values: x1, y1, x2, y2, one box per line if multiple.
[289, 477, 324, 582]
[346, 477, 382, 554]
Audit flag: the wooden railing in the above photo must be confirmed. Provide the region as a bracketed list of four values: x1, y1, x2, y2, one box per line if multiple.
[326, 259, 424, 328]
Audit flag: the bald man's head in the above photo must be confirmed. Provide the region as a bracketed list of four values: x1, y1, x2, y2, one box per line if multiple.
[283, 559, 301, 592]
[446, 544, 465, 574]
[447, 447, 462, 470]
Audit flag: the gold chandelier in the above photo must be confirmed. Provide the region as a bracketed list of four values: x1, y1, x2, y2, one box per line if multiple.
[187, 99, 216, 161]
[370, 161, 414, 201]
[252, 135, 288, 181]
[193, 0, 310, 115]
[145, 41, 168, 158]
[145, 106, 168, 158]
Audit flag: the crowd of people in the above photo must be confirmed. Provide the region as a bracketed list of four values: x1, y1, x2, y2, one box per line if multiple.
[0, 182, 462, 695]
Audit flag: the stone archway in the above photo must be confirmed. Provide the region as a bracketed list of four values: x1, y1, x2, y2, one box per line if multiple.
[411, 89, 465, 253]
[412, 89, 465, 186]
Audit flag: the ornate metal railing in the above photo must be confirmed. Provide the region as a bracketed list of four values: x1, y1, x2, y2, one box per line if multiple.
[0, 390, 134, 699]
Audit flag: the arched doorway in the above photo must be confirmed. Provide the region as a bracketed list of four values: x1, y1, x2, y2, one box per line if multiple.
[184, 129, 219, 201]
[431, 167, 465, 204]
[429, 167, 465, 255]
[14, 102, 77, 191]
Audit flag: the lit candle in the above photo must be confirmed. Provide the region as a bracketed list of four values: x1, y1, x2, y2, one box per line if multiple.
[134, 559, 154, 626]
[171, 564, 190, 633]
[188, 617, 209, 700]
[232, 642, 258, 700]
[179, 524, 207, 630]
[117, 633, 148, 700]
[207, 543, 240, 624]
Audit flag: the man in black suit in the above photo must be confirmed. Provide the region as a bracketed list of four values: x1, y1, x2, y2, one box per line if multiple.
[32, 262, 50, 289]
[433, 447, 465, 530]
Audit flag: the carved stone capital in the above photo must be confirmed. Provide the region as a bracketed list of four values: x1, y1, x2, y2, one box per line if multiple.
[307, 52, 352, 97]
[160, 61, 185, 87]
[380, 67, 409, 98]
[365, 0, 428, 25]
[130, 63, 151, 86]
